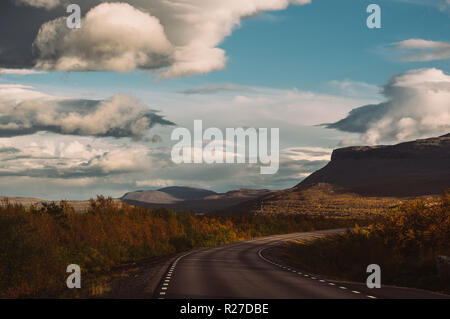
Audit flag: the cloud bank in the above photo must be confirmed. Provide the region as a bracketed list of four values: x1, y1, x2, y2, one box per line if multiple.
[178, 83, 250, 95]
[14, 0, 61, 10]
[0, 139, 154, 179]
[325, 68, 450, 144]
[0, 68, 45, 75]
[393, 39, 450, 62]
[0, 80, 363, 198]
[0, 85, 174, 139]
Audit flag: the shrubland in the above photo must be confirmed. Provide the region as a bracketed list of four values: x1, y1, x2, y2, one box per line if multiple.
[0, 196, 361, 298]
[274, 191, 450, 293]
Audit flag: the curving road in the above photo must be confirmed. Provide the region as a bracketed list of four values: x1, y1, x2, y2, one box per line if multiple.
[154, 229, 449, 299]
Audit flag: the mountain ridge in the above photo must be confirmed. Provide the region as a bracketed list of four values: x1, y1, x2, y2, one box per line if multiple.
[121, 186, 217, 204]
[227, 134, 450, 215]
[121, 187, 273, 213]
[297, 134, 450, 197]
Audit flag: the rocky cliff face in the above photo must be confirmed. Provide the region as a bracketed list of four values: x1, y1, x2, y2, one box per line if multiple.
[297, 134, 450, 197]
[331, 134, 450, 161]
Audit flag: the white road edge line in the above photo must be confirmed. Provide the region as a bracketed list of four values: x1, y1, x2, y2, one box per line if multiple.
[257, 239, 359, 297]
[157, 250, 199, 298]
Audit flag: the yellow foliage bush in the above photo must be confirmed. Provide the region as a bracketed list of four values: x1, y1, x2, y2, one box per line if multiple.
[0, 197, 360, 298]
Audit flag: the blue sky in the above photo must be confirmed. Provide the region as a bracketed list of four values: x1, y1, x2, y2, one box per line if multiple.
[0, 0, 449, 198]
[222, 0, 450, 89]
[6, 0, 450, 94]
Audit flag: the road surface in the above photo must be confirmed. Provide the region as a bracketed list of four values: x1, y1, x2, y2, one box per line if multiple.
[154, 229, 449, 299]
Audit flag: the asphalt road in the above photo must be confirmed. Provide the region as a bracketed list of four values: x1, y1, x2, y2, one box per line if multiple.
[155, 229, 449, 299]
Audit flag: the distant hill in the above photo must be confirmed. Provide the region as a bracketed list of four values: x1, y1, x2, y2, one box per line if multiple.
[228, 134, 450, 215]
[120, 190, 180, 204]
[0, 187, 271, 215]
[121, 186, 217, 204]
[0, 196, 45, 207]
[204, 189, 272, 200]
[0, 196, 102, 213]
[158, 186, 217, 200]
[121, 187, 272, 214]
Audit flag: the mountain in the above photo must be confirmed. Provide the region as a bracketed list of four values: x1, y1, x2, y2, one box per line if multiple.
[297, 133, 450, 197]
[157, 186, 217, 200]
[228, 134, 450, 215]
[121, 190, 182, 204]
[121, 187, 272, 214]
[121, 186, 217, 205]
[121, 186, 217, 204]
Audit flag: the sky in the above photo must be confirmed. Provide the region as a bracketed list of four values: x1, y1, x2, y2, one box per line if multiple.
[0, 0, 449, 199]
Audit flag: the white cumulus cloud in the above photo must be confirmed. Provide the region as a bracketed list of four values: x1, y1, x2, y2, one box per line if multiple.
[326, 68, 450, 144]
[34, 3, 174, 72]
[32, 0, 311, 77]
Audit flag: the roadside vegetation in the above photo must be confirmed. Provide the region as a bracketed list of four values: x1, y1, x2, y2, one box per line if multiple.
[274, 191, 450, 294]
[245, 184, 420, 217]
[0, 197, 362, 298]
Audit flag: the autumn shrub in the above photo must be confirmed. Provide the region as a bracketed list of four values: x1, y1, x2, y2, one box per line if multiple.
[0, 197, 360, 298]
[277, 191, 450, 293]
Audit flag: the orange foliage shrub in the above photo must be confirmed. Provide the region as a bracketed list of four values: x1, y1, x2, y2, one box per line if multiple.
[279, 191, 450, 293]
[0, 197, 359, 298]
